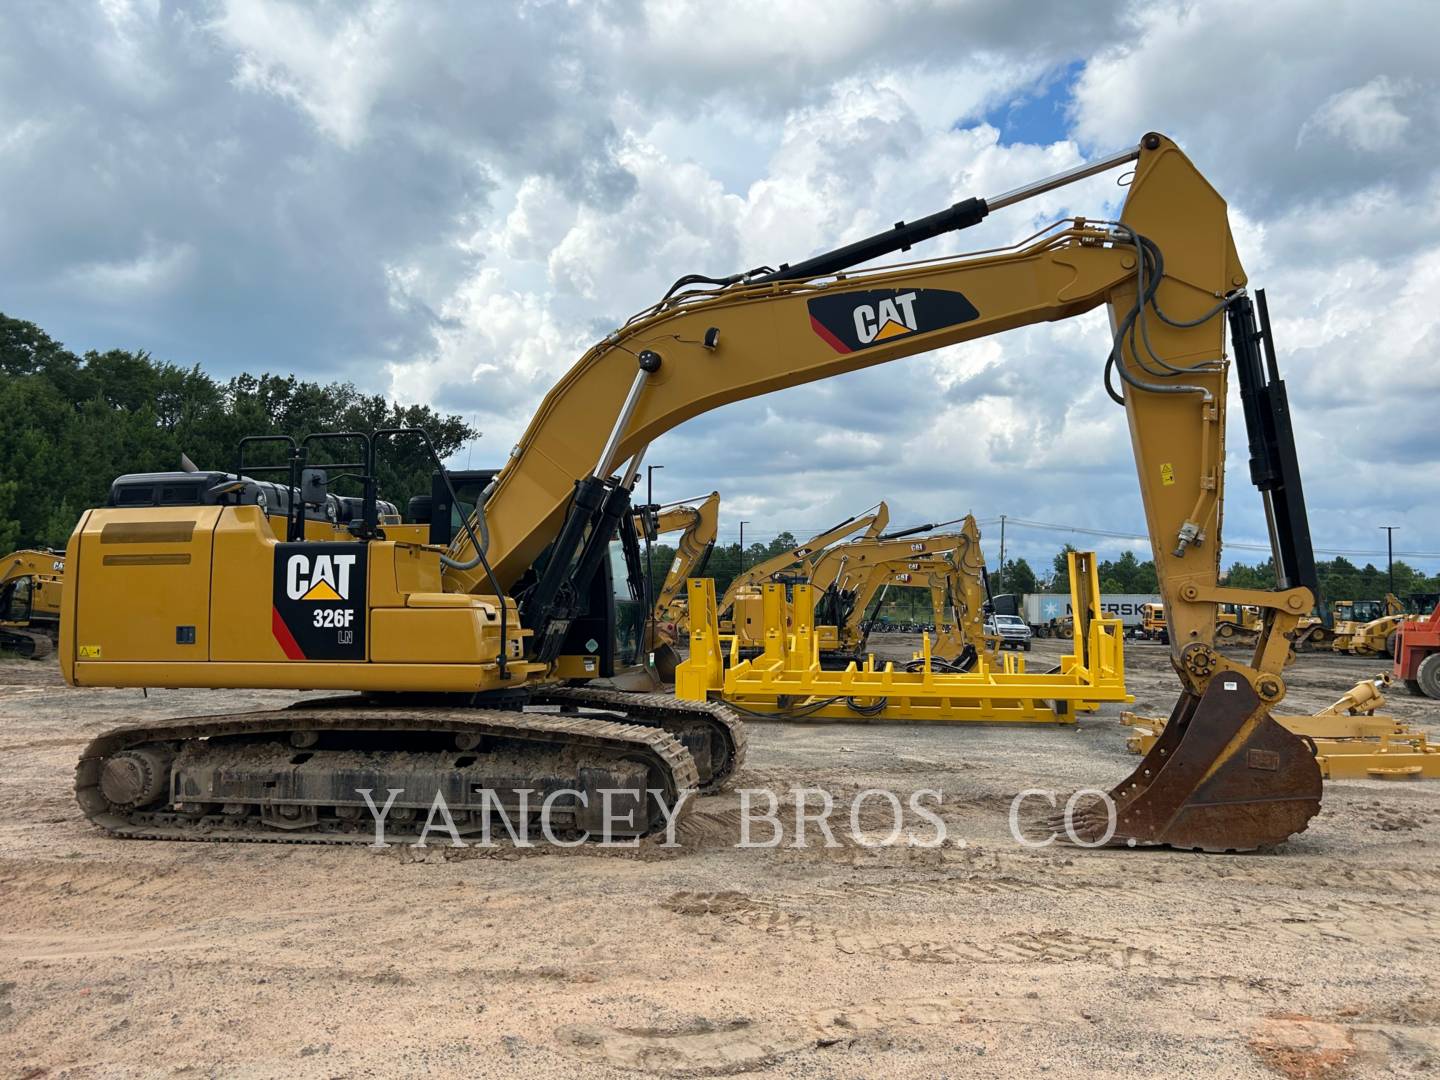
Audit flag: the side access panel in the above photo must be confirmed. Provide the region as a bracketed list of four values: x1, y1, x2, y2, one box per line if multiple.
[71, 509, 219, 662]
[211, 508, 368, 662]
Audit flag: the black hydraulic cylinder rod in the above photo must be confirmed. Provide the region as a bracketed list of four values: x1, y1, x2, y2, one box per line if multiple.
[1228, 291, 1318, 594]
[520, 475, 608, 632]
[810, 514, 857, 539]
[878, 522, 939, 541]
[568, 482, 636, 618]
[693, 540, 715, 580]
[747, 142, 1142, 286]
[750, 198, 988, 283]
[1230, 295, 1275, 493]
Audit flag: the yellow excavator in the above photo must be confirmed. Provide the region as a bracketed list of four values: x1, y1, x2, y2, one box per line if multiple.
[844, 549, 994, 670]
[717, 502, 889, 633]
[65, 132, 1322, 850]
[632, 491, 720, 677]
[635, 492, 721, 632]
[729, 518, 968, 652]
[810, 515, 991, 665]
[1, 550, 66, 659]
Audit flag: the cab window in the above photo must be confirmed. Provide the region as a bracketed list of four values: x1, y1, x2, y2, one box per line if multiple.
[2, 577, 32, 622]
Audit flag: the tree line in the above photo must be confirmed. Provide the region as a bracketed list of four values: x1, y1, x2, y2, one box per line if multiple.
[0, 313, 475, 550]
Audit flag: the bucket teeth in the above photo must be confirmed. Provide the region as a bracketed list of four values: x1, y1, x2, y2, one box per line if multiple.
[1063, 679, 1322, 852]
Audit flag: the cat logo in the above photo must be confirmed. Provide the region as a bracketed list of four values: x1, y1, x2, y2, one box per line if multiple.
[807, 287, 978, 354]
[852, 291, 918, 344]
[271, 543, 367, 661]
[286, 553, 357, 602]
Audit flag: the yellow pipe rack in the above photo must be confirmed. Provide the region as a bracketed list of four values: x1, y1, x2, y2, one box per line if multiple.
[676, 552, 1132, 724]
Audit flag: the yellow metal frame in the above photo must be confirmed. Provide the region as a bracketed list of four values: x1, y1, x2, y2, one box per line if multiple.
[1124, 674, 1440, 780]
[676, 552, 1131, 724]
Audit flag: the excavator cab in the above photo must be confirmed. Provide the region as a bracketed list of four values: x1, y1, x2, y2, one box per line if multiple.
[1, 575, 33, 624]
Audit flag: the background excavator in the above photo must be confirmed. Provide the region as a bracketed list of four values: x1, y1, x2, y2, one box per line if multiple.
[1, 550, 65, 659]
[635, 493, 720, 630]
[716, 502, 889, 633]
[632, 491, 720, 678]
[729, 519, 970, 653]
[810, 515, 991, 666]
[839, 549, 994, 671]
[64, 132, 1322, 851]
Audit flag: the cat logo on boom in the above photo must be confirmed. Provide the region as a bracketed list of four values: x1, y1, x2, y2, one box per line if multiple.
[807, 287, 979, 354]
[285, 552, 357, 602]
[853, 291, 919, 344]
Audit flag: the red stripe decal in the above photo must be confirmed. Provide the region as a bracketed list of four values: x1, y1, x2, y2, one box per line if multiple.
[271, 606, 305, 660]
[809, 314, 851, 353]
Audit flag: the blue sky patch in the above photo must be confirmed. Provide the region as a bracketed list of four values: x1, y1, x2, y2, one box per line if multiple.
[983, 60, 1083, 146]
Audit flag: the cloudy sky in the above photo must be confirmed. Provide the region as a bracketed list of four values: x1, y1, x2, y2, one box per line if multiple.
[4, 0, 1438, 576]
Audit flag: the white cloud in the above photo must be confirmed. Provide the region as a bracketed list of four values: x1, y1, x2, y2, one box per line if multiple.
[65, 237, 195, 296]
[215, 0, 398, 148]
[1299, 76, 1414, 153]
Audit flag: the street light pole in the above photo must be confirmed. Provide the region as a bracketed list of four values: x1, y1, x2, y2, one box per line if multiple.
[1381, 525, 1398, 595]
[739, 521, 750, 572]
[997, 514, 1007, 593]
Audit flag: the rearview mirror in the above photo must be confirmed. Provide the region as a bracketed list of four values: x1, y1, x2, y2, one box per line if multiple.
[300, 468, 328, 505]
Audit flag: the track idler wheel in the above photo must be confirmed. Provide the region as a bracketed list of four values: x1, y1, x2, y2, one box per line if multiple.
[99, 748, 173, 809]
[1065, 677, 1322, 851]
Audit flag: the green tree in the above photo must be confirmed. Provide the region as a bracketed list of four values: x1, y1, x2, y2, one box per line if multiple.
[1098, 551, 1158, 592]
[1045, 544, 1078, 593]
[991, 557, 1037, 595]
[0, 482, 20, 552]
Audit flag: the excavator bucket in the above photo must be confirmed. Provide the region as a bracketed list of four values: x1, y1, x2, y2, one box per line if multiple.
[1066, 679, 1322, 851]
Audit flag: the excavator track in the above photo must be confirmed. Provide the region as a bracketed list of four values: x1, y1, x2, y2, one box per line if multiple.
[528, 687, 746, 793]
[75, 705, 700, 845]
[1, 627, 54, 660]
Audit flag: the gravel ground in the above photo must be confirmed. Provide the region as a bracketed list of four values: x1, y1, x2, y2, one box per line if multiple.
[1, 640, 1437, 1078]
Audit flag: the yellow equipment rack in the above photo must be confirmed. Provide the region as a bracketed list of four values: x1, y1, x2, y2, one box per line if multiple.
[676, 551, 1132, 724]
[1124, 674, 1440, 780]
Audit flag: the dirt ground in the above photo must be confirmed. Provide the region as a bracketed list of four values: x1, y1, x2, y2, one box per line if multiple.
[2, 639, 1438, 1079]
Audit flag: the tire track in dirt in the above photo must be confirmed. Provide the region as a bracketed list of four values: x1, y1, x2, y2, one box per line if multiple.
[556, 993, 1086, 1075]
[664, 889, 1157, 970]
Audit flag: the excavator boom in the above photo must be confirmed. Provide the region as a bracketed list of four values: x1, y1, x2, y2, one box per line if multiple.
[634, 492, 721, 622]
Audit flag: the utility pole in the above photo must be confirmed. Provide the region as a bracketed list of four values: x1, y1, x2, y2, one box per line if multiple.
[997, 514, 1007, 593]
[739, 521, 750, 572]
[1381, 525, 1398, 595]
